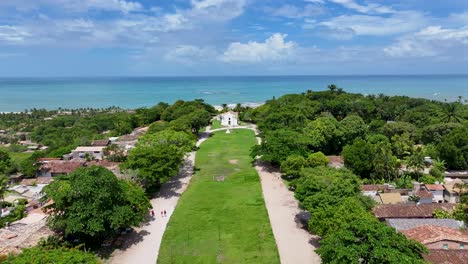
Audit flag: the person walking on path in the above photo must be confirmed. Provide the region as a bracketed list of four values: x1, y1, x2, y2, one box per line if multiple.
[164, 210, 167, 217]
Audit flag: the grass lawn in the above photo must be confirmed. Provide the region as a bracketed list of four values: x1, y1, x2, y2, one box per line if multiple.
[210, 119, 223, 129]
[0, 147, 33, 164]
[158, 129, 279, 264]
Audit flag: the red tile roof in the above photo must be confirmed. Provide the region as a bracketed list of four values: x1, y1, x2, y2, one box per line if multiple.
[424, 250, 468, 264]
[373, 204, 456, 219]
[402, 225, 468, 245]
[361, 184, 390, 192]
[415, 189, 433, 199]
[41, 160, 85, 174]
[425, 184, 445, 191]
[91, 140, 110, 146]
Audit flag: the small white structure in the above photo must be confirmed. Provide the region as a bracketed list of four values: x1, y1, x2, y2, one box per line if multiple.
[425, 184, 446, 203]
[72, 146, 105, 160]
[219, 111, 238, 126]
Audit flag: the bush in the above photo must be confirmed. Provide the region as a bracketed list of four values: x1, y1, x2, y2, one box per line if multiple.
[280, 155, 307, 178]
[306, 152, 329, 168]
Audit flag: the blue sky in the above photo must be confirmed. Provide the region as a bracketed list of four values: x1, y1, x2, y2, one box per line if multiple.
[0, 0, 467, 76]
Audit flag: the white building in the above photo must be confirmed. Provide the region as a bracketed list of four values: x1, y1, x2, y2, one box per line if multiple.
[219, 111, 238, 126]
[425, 184, 445, 203]
[72, 146, 105, 160]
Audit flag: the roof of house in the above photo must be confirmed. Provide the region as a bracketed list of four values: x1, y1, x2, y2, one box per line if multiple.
[425, 184, 445, 191]
[378, 193, 402, 204]
[20, 177, 53, 185]
[386, 218, 465, 231]
[361, 184, 391, 192]
[85, 160, 120, 170]
[414, 189, 434, 199]
[373, 204, 456, 219]
[91, 140, 110, 146]
[41, 160, 84, 174]
[221, 111, 238, 117]
[73, 146, 105, 152]
[402, 225, 468, 245]
[424, 250, 468, 264]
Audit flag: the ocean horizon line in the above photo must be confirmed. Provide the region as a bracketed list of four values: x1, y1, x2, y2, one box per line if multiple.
[1, 73, 468, 79]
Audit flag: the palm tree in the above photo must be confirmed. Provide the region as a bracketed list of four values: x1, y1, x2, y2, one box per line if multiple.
[439, 103, 462, 123]
[327, 84, 337, 92]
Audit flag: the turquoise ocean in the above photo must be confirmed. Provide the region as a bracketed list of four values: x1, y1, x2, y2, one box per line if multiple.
[0, 75, 467, 112]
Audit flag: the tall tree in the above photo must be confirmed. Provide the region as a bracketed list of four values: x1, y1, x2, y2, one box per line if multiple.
[123, 130, 193, 188]
[42, 166, 151, 246]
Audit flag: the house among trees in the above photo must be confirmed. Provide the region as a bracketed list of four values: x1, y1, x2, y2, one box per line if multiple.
[218, 111, 238, 126]
[373, 204, 456, 220]
[37, 160, 85, 177]
[91, 139, 110, 147]
[72, 146, 105, 160]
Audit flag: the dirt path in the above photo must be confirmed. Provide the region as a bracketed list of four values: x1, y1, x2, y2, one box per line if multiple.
[255, 161, 321, 264]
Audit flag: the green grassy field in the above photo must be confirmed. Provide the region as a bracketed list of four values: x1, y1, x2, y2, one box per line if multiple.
[0, 147, 33, 164]
[158, 129, 279, 264]
[210, 119, 223, 129]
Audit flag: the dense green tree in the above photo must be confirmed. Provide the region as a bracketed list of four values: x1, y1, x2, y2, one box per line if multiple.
[252, 129, 310, 164]
[123, 130, 193, 187]
[280, 155, 307, 178]
[316, 217, 427, 264]
[372, 143, 399, 182]
[390, 133, 414, 159]
[0, 148, 12, 174]
[294, 167, 360, 205]
[2, 246, 100, 264]
[437, 126, 468, 170]
[42, 166, 151, 246]
[342, 139, 374, 178]
[406, 147, 425, 175]
[340, 115, 367, 146]
[306, 152, 329, 168]
[382, 121, 418, 140]
[304, 116, 342, 154]
[439, 102, 463, 123]
[422, 122, 462, 144]
[0, 175, 8, 211]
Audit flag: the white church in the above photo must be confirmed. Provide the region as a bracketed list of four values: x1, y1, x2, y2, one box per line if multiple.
[218, 111, 239, 126]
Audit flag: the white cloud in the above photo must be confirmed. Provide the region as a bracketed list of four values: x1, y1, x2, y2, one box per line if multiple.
[164, 45, 216, 64]
[0, 0, 143, 13]
[0, 25, 31, 44]
[328, 0, 394, 14]
[315, 11, 426, 37]
[219, 33, 297, 63]
[189, 0, 247, 20]
[384, 26, 468, 58]
[271, 4, 324, 19]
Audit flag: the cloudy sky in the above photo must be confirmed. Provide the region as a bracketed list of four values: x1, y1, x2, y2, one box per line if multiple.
[1, 0, 467, 76]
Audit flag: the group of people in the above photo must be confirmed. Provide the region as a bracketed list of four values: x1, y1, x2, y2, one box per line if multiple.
[149, 209, 167, 218]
